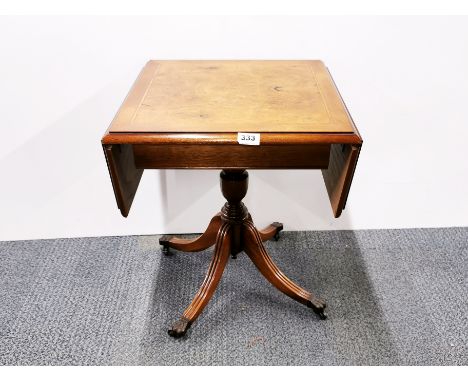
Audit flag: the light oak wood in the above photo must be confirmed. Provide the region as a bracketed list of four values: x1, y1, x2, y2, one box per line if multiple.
[108, 60, 355, 134]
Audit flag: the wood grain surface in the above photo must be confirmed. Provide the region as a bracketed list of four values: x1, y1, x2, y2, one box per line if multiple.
[108, 60, 355, 134]
[321, 144, 361, 218]
[102, 144, 143, 217]
[102, 60, 363, 219]
[132, 143, 330, 169]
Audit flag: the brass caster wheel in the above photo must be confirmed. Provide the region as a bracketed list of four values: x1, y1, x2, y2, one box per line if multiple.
[317, 311, 328, 320]
[161, 245, 171, 256]
[168, 318, 191, 338]
[307, 300, 327, 320]
[272, 222, 283, 241]
[159, 235, 174, 256]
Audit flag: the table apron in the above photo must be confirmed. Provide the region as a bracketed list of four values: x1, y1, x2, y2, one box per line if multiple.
[132, 144, 331, 169]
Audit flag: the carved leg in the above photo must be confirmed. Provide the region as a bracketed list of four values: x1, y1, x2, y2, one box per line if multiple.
[258, 222, 283, 242]
[160, 213, 222, 255]
[168, 223, 232, 337]
[243, 220, 327, 319]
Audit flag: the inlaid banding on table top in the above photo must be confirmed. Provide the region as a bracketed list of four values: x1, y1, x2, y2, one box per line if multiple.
[102, 59, 362, 228]
[108, 60, 356, 134]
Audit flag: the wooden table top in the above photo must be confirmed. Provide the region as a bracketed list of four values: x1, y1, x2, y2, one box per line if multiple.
[108, 60, 355, 134]
[102, 60, 362, 219]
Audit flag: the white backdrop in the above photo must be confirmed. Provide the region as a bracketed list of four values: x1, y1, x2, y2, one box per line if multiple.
[1, 15, 467, 241]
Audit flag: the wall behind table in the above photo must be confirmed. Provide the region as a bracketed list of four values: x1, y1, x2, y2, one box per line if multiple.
[1, 16, 467, 241]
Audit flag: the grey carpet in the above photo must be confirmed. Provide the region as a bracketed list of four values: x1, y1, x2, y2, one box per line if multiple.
[0, 227, 467, 365]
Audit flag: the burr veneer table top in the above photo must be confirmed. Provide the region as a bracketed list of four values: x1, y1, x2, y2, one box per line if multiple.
[108, 60, 355, 134]
[102, 60, 362, 220]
